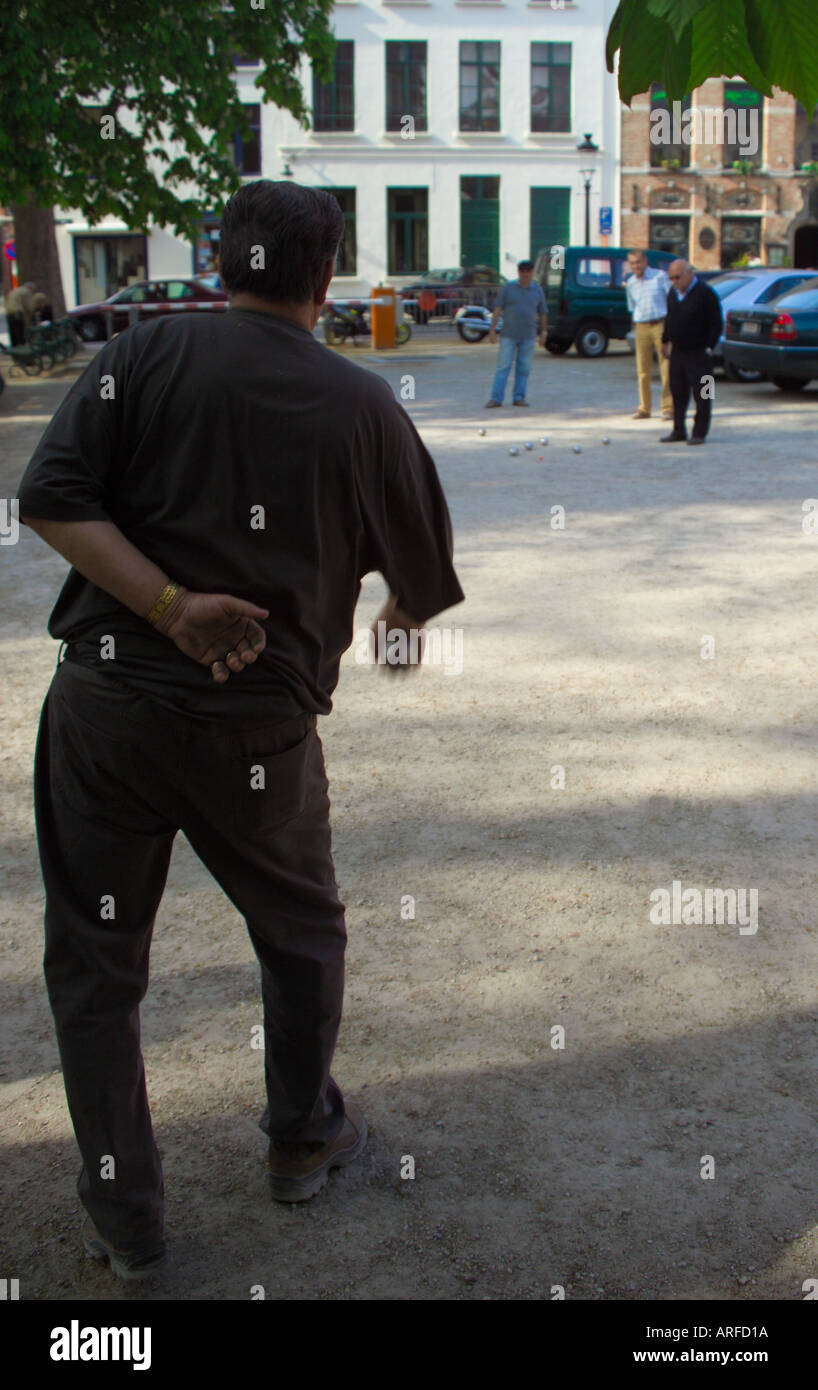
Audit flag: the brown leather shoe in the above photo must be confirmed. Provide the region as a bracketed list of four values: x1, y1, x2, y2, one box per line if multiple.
[268, 1102, 368, 1202]
[632, 409, 650, 419]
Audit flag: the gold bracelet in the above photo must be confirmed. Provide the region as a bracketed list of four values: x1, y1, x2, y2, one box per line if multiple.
[147, 581, 179, 627]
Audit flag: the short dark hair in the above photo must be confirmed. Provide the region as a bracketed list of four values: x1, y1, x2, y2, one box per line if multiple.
[517, 259, 534, 272]
[218, 180, 345, 304]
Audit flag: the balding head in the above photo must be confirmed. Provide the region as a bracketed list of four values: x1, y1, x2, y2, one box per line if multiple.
[668, 259, 695, 292]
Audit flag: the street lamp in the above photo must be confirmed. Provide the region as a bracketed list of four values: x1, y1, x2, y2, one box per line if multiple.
[577, 133, 599, 244]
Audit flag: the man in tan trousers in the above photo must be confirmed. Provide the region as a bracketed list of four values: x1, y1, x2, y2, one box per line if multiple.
[625, 250, 672, 421]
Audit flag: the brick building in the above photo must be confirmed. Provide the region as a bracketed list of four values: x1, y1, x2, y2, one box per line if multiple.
[621, 78, 818, 270]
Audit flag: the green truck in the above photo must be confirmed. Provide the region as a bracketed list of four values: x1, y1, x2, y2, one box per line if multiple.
[534, 245, 676, 357]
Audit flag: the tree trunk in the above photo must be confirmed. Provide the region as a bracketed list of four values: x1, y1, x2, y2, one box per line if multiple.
[9, 191, 67, 318]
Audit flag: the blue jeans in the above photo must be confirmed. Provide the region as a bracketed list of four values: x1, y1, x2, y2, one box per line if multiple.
[490, 335, 536, 403]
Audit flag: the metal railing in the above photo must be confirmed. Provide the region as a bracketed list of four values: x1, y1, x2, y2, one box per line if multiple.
[397, 287, 502, 326]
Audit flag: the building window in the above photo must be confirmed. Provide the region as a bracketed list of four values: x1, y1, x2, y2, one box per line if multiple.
[387, 188, 428, 273]
[459, 41, 500, 132]
[233, 104, 261, 175]
[722, 83, 763, 169]
[232, 55, 259, 68]
[722, 216, 762, 265]
[386, 42, 427, 133]
[313, 41, 354, 132]
[530, 43, 571, 133]
[649, 83, 691, 168]
[649, 215, 690, 258]
[317, 188, 356, 275]
[765, 243, 788, 267]
[74, 235, 147, 305]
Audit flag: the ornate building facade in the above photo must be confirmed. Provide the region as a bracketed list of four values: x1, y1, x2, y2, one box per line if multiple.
[621, 78, 818, 270]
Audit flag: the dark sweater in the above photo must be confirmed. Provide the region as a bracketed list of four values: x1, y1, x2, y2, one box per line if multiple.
[662, 279, 723, 351]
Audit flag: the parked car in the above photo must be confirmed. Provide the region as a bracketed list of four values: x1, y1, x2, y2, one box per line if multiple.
[707, 269, 818, 378]
[401, 266, 507, 322]
[533, 245, 675, 357]
[68, 278, 229, 341]
[696, 269, 740, 283]
[722, 277, 818, 390]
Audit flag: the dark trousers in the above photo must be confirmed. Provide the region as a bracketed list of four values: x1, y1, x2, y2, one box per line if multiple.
[670, 347, 712, 439]
[33, 658, 347, 1248]
[8, 312, 26, 347]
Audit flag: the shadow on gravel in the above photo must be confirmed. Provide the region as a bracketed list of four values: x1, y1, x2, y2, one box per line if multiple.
[2, 1007, 816, 1300]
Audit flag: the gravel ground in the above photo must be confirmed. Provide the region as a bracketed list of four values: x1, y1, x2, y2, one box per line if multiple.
[1, 336, 817, 1301]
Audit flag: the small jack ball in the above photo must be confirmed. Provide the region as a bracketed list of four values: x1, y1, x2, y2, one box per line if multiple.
[524, 442, 533, 450]
[478, 427, 486, 436]
[572, 445, 582, 454]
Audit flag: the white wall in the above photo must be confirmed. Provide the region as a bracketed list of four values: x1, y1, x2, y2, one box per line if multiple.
[262, 0, 622, 294]
[53, 1, 623, 304]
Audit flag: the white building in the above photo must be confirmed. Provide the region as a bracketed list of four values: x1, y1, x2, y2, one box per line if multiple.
[55, 0, 623, 306]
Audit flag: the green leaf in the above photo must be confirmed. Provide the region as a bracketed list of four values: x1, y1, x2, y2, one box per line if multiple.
[646, 0, 711, 31]
[687, 0, 773, 95]
[617, 2, 678, 103]
[660, 26, 693, 101]
[745, 0, 818, 111]
[605, 0, 630, 73]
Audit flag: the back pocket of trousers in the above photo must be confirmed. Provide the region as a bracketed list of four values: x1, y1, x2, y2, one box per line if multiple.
[229, 727, 314, 836]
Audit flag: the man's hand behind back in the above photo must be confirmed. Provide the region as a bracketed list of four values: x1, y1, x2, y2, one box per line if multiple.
[156, 588, 269, 683]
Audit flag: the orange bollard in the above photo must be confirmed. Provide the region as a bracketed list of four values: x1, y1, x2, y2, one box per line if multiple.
[371, 283, 396, 349]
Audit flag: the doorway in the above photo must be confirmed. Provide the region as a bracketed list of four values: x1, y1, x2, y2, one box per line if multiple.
[530, 187, 571, 263]
[460, 176, 500, 271]
[793, 223, 818, 268]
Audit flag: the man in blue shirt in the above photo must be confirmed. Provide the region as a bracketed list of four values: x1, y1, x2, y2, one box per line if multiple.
[486, 260, 547, 407]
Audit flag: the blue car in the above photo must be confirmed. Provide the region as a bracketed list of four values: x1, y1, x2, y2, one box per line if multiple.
[708, 269, 818, 379]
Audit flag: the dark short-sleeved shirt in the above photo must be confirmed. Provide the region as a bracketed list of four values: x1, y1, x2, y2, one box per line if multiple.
[17, 308, 465, 719]
[496, 281, 547, 341]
